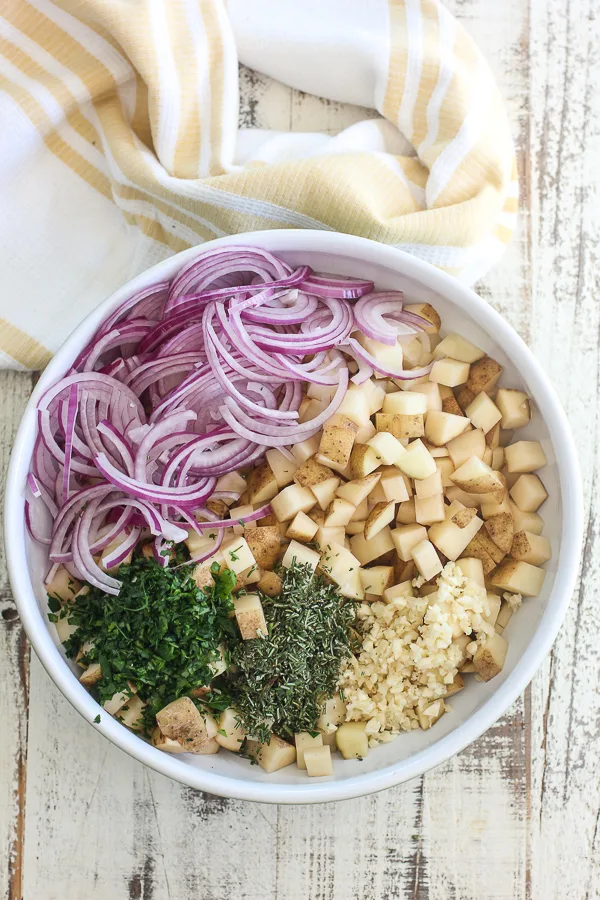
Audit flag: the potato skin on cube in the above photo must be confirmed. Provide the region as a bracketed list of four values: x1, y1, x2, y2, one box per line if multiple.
[246, 463, 279, 505]
[317, 415, 358, 468]
[466, 356, 503, 395]
[156, 697, 217, 753]
[257, 570, 282, 597]
[473, 632, 508, 681]
[293, 457, 334, 488]
[336, 722, 369, 759]
[233, 593, 268, 640]
[245, 526, 280, 569]
[364, 501, 396, 541]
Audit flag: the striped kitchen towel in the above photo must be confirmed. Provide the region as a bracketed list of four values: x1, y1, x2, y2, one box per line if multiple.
[0, 0, 517, 370]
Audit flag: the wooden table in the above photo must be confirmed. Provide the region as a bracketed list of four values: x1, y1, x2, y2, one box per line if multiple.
[1, 2, 599, 897]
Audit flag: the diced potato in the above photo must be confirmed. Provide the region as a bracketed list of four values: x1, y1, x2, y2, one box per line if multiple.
[436, 457, 455, 488]
[482, 446, 493, 466]
[396, 498, 417, 524]
[358, 565, 394, 595]
[454, 557, 485, 586]
[509, 474, 548, 512]
[463, 530, 506, 571]
[345, 521, 366, 535]
[366, 432, 406, 465]
[151, 727, 187, 754]
[455, 385, 476, 411]
[315, 526, 346, 549]
[317, 695, 347, 733]
[298, 398, 327, 423]
[304, 745, 333, 777]
[445, 485, 481, 508]
[271, 484, 317, 521]
[485, 592, 502, 627]
[376, 413, 424, 439]
[383, 580, 414, 603]
[156, 697, 217, 752]
[215, 470, 247, 495]
[465, 392, 502, 433]
[282, 540, 320, 572]
[495, 601, 514, 634]
[434, 333, 485, 364]
[246, 463, 279, 505]
[265, 448, 299, 487]
[311, 476, 342, 510]
[317, 415, 359, 468]
[424, 410, 469, 446]
[484, 513, 514, 553]
[295, 732, 323, 769]
[380, 468, 410, 502]
[364, 501, 396, 540]
[336, 722, 369, 759]
[253, 735, 297, 773]
[509, 501, 544, 535]
[450, 505, 478, 528]
[336, 384, 371, 426]
[473, 632, 508, 682]
[349, 444, 381, 479]
[504, 441, 548, 473]
[336, 472, 381, 507]
[427, 514, 483, 561]
[411, 539, 443, 581]
[391, 523, 428, 561]
[293, 457, 334, 488]
[233, 593, 267, 639]
[480, 492, 512, 519]
[291, 434, 321, 463]
[451, 456, 505, 494]
[416, 699, 445, 730]
[350, 526, 395, 564]
[415, 493, 445, 525]
[397, 439, 437, 480]
[355, 420, 377, 444]
[286, 511, 319, 542]
[245, 526, 280, 570]
[486, 422, 501, 449]
[429, 357, 470, 387]
[466, 356, 503, 395]
[257, 570, 283, 597]
[80, 663, 102, 687]
[356, 333, 404, 375]
[445, 674, 465, 697]
[228, 505, 257, 536]
[324, 498, 356, 527]
[491, 447, 505, 469]
[216, 708, 247, 752]
[46, 567, 81, 603]
[511, 530, 552, 565]
[441, 392, 465, 417]
[404, 303, 441, 333]
[415, 469, 443, 500]
[362, 378, 387, 415]
[221, 537, 257, 575]
[382, 391, 428, 415]
[496, 389, 531, 429]
[447, 428, 486, 467]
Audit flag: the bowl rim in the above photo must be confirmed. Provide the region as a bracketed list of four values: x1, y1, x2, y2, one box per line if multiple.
[4, 229, 583, 804]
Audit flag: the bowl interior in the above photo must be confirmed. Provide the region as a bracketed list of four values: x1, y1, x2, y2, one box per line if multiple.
[6, 231, 579, 802]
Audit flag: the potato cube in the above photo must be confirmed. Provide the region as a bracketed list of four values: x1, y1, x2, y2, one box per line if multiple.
[265, 448, 299, 487]
[215, 470, 247, 495]
[271, 484, 317, 521]
[336, 722, 369, 759]
[282, 540, 320, 572]
[429, 358, 470, 387]
[293, 457, 334, 488]
[410, 540, 443, 581]
[315, 526, 346, 549]
[486, 422, 501, 449]
[295, 731, 323, 769]
[366, 432, 406, 466]
[351, 498, 369, 520]
[364, 501, 396, 540]
[324, 498, 356, 527]
[336, 472, 381, 506]
[454, 557, 485, 586]
[484, 513, 514, 553]
[245, 526, 280, 570]
[382, 391, 428, 415]
[233, 593, 267, 639]
[380, 468, 410, 502]
[404, 303, 441, 333]
[46, 567, 81, 604]
[504, 441, 548, 473]
[491, 559, 545, 596]
[253, 735, 297, 773]
[424, 410, 469, 446]
[304, 745, 333, 777]
[311, 476, 341, 510]
[511, 531, 552, 565]
[427, 515, 483, 561]
[298, 398, 327, 424]
[484, 592, 502, 627]
[396, 498, 417, 524]
[447, 428, 486, 467]
[355, 420, 377, 444]
[222, 537, 257, 574]
[465, 392, 502, 433]
[415, 469, 443, 500]
[383, 580, 414, 603]
[464, 529, 506, 568]
[350, 527, 395, 564]
[509, 474, 548, 512]
[291, 434, 321, 463]
[495, 601, 514, 634]
[415, 494, 445, 525]
[491, 447, 505, 469]
[358, 565, 394, 595]
[416, 699, 445, 730]
[391, 523, 428, 561]
[433, 333, 485, 364]
[441, 393, 465, 417]
[396, 439, 437, 480]
[496, 389, 531, 429]
[286, 511, 319, 543]
[156, 697, 217, 752]
[445, 485, 481, 508]
[376, 413, 424, 439]
[451, 456, 505, 494]
[356, 333, 404, 375]
[257, 570, 282, 597]
[349, 444, 381, 479]
[445, 674, 465, 698]
[317, 415, 358, 468]
[151, 727, 187, 754]
[117, 695, 146, 731]
[473, 632, 508, 681]
[509, 501, 544, 535]
[466, 357, 503, 394]
[229, 505, 257, 536]
[362, 379, 386, 414]
[80, 663, 102, 687]
[216, 708, 247, 752]
[246, 463, 279, 505]
[317, 695, 347, 733]
[336, 385, 371, 426]
[455, 385, 476, 411]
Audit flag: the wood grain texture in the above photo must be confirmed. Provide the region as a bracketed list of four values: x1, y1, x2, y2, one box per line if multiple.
[0, 1, 598, 897]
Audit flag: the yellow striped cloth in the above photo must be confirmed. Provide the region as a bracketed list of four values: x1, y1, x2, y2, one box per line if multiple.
[0, 0, 517, 370]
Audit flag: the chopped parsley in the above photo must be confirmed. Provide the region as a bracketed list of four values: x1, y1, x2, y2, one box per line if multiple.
[93, 714, 101, 724]
[229, 562, 357, 743]
[57, 555, 238, 730]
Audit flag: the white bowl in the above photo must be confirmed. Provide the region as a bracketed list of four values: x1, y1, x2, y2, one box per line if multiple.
[4, 230, 583, 804]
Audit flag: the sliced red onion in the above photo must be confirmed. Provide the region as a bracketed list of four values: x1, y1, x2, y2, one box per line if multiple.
[342, 338, 434, 380]
[27, 473, 41, 497]
[299, 272, 373, 300]
[102, 527, 141, 569]
[25, 500, 51, 545]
